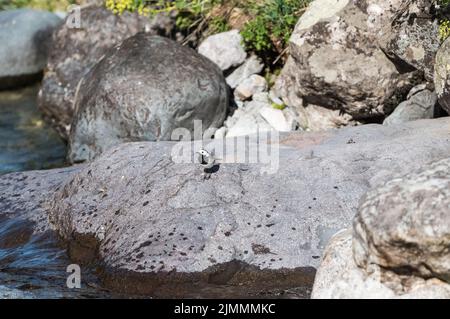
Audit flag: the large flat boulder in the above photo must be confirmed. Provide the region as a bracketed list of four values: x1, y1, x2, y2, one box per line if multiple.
[43, 118, 450, 296]
[0, 9, 61, 90]
[0, 167, 79, 233]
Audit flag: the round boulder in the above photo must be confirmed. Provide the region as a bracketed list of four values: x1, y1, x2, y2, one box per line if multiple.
[68, 34, 228, 163]
[0, 9, 61, 90]
[37, 5, 174, 138]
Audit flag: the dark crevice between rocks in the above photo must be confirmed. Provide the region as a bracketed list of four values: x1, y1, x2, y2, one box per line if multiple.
[0, 72, 43, 91]
[378, 261, 450, 286]
[379, 47, 418, 75]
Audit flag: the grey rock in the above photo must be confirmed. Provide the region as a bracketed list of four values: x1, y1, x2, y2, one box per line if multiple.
[44, 118, 450, 295]
[381, 3, 440, 81]
[198, 30, 247, 71]
[0, 167, 80, 233]
[225, 112, 273, 137]
[224, 100, 273, 137]
[259, 106, 291, 132]
[213, 126, 227, 139]
[383, 86, 436, 125]
[282, 107, 300, 131]
[0, 9, 61, 89]
[354, 158, 450, 283]
[273, 58, 304, 108]
[312, 229, 450, 299]
[226, 55, 264, 89]
[68, 34, 228, 163]
[274, 0, 420, 119]
[234, 75, 268, 101]
[299, 104, 357, 131]
[37, 5, 174, 138]
[434, 36, 450, 115]
[252, 92, 270, 104]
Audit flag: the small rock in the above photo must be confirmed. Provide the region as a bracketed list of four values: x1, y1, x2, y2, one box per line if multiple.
[214, 127, 227, 139]
[252, 92, 270, 103]
[226, 55, 264, 88]
[259, 107, 291, 132]
[234, 75, 267, 101]
[198, 29, 247, 71]
[234, 100, 245, 108]
[226, 113, 273, 137]
[269, 90, 284, 107]
[383, 85, 436, 126]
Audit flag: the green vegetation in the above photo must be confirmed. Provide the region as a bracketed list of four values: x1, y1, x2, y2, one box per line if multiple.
[105, 0, 311, 65]
[105, 0, 225, 34]
[0, 0, 78, 11]
[240, 0, 309, 54]
[271, 102, 286, 110]
[440, 19, 450, 41]
[438, 0, 450, 42]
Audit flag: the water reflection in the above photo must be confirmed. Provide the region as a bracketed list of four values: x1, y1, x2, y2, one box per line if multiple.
[0, 85, 66, 175]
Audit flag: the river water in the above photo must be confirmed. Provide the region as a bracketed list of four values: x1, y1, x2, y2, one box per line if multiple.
[0, 86, 66, 175]
[0, 86, 118, 298]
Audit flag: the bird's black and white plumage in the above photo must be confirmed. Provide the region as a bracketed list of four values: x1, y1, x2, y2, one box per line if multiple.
[196, 148, 216, 169]
[196, 148, 220, 180]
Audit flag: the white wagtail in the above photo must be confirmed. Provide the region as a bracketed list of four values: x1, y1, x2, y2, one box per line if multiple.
[196, 148, 220, 179]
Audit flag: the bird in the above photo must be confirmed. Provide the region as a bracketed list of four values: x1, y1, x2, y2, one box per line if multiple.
[196, 148, 219, 179]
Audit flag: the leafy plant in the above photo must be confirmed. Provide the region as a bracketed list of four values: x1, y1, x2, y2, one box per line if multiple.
[439, 19, 450, 41]
[105, 0, 223, 31]
[104, 0, 311, 69]
[438, 0, 450, 42]
[208, 15, 230, 33]
[271, 102, 286, 110]
[241, 0, 310, 55]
